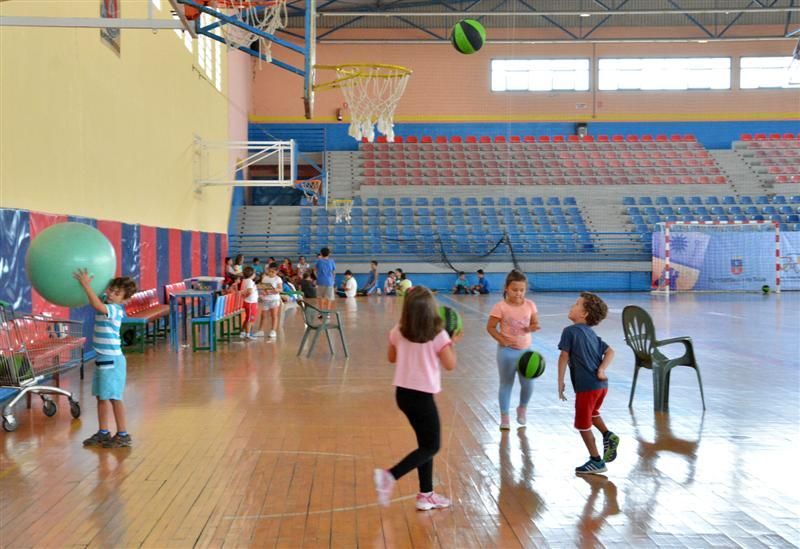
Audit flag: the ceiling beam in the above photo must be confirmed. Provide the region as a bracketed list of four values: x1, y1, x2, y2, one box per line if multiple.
[318, 7, 800, 17]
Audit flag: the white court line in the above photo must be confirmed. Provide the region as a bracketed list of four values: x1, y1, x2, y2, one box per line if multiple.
[246, 450, 363, 459]
[706, 311, 746, 320]
[224, 494, 418, 520]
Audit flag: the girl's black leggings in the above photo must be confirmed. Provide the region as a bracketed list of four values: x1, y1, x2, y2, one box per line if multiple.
[389, 386, 441, 493]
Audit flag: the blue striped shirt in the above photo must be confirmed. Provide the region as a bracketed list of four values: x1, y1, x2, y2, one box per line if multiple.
[94, 303, 125, 356]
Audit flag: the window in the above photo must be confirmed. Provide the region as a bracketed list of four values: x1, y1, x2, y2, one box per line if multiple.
[740, 57, 799, 89]
[173, 14, 193, 52]
[197, 14, 223, 92]
[598, 58, 730, 91]
[491, 59, 590, 92]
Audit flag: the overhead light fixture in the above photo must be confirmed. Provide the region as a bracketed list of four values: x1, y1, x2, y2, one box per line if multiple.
[697, 40, 708, 43]
[580, 13, 591, 17]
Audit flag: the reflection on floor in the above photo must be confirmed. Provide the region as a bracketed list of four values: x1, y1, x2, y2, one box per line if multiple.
[1, 292, 798, 547]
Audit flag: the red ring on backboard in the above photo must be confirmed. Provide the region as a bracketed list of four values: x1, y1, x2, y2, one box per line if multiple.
[184, 0, 283, 21]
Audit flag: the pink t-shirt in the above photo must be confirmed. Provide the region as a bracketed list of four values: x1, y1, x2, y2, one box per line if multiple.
[489, 299, 538, 350]
[389, 325, 452, 394]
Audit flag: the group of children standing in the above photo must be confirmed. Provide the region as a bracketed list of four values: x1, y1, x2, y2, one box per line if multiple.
[375, 269, 619, 511]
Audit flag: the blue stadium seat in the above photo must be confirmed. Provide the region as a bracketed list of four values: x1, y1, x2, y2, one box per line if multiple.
[688, 196, 703, 205]
[466, 207, 480, 217]
[498, 197, 511, 206]
[299, 216, 311, 227]
[514, 197, 528, 206]
[642, 206, 657, 216]
[733, 215, 747, 222]
[415, 197, 428, 206]
[790, 196, 800, 204]
[385, 226, 398, 236]
[773, 195, 787, 204]
[744, 206, 758, 215]
[763, 206, 777, 215]
[655, 197, 669, 206]
[631, 215, 645, 225]
[400, 207, 414, 217]
[399, 197, 412, 206]
[710, 206, 725, 215]
[638, 197, 653, 205]
[769, 214, 782, 223]
[705, 196, 719, 205]
[680, 215, 694, 222]
[728, 206, 742, 215]
[450, 207, 464, 217]
[551, 206, 564, 216]
[352, 197, 362, 206]
[672, 196, 686, 205]
[365, 197, 379, 207]
[676, 206, 691, 215]
[634, 224, 649, 233]
[646, 215, 660, 225]
[417, 216, 432, 226]
[756, 196, 769, 204]
[383, 207, 397, 217]
[382, 197, 396, 206]
[481, 197, 494, 206]
[622, 196, 635, 205]
[448, 197, 461, 206]
[351, 226, 364, 235]
[350, 207, 363, 217]
[333, 226, 348, 237]
[417, 207, 430, 216]
[366, 217, 380, 226]
[715, 215, 729, 222]
[627, 206, 640, 215]
[547, 197, 560, 206]
[786, 214, 800, 223]
[564, 197, 577, 205]
[464, 197, 478, 206]
[722, 196, 736, 205]
[300, 208, 312, 216]
[531, 197, 544, 206]
[516, 206, 530, 216]
[699, 215, 712, 222]
[664, 215, 678, 223]
[533, 207, 547, 217]
[659, 206, 674, 215]
[739, 196, 753, 205]
[366, 207, 380, 216]
[432, 197, 445, 206]
[778, 205, 793, 215]
[484, 207, 497, 216]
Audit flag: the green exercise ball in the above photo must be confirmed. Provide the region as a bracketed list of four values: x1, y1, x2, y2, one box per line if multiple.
[25, 222, 117, 307]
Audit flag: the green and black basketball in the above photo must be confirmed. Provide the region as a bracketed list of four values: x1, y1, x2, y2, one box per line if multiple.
[438, 305, 463, 337]
[517, 350, 546, 379]
[762, 284, 770, 294]
[451, 19, 486, 55]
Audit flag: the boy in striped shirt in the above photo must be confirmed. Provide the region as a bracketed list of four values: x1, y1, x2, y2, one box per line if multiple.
[73, 269, 137, 448]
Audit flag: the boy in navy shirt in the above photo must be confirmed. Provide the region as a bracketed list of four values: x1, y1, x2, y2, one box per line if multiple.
[470, 269, 490, 295]
[557, 292, 619, 474]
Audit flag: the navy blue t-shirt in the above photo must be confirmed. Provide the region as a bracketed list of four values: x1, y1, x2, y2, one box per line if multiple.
[558, 323, 609, 393]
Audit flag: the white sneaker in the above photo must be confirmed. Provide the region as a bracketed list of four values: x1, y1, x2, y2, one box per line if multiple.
[252, 331, 265, 338]
[239, 332, 247, 339]
[516, 406, 527, 427]
[373, 469, 396, 507]
[269, 330, 277, 339]
[416, 492, 451, 511]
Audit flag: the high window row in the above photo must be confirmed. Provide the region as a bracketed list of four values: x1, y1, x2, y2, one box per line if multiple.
[491, 57, 799, 92]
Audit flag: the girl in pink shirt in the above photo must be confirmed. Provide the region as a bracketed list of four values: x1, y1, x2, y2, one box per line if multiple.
[486, 270, 540, 430]
[374, 286, 459, 511]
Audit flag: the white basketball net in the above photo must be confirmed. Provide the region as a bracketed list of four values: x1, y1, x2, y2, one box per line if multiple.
[220, 0, 288, 64]
[332, 65, 411, 143]
[332, 200, 353, 224]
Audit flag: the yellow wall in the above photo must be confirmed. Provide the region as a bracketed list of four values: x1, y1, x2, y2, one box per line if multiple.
[0, 0, 235, 233]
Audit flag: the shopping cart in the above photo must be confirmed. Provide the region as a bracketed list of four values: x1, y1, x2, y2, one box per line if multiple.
[0, 302, 84, 432]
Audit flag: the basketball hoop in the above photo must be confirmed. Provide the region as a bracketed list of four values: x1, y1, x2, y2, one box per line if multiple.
[186, 0, 288, 63]
[315, 64, 412, 143]
[332, 199, 353, 224]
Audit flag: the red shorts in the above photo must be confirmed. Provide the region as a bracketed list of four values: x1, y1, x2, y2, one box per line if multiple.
[244, 302, 259, 324]
[574, 388, 608, 430]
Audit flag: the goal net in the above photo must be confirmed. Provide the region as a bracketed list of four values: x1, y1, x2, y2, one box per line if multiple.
[652, 221, 781, 293]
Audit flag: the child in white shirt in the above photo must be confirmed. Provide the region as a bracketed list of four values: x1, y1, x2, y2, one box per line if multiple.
[254, 263, 282, 339]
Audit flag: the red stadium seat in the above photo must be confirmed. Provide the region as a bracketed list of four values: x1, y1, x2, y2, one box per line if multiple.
[597, 135, 609, 142]
[656, 134, 668, 142]
[538, 136, 550, 143]
[626, 135, 639, 142]
[478, 136, 490, 143]
[465, 135, 477, 143]
[641, 135, 654, 142]
[770, 133, 781, 140]
[393, 135, 403, 143]
[494, 136, 506, 143]
[450, 135, 462, 143]
[376, 136, 387, 143]
[510, 135, 521, 143]
[683, 134, 697, 142]
[436, 136, 447, 143]
[568, 135, 579, 142]
[740, 134, 753, 141]
[406, 135, 418, 143]
[582, 135, 594, 142]
[612, 135, 624, 142]
[524, 135, 536, 143]
[670, 134, 682, 142]
[755, 133, 767, 140]
[553, 135, 565, 143]
[782, 133, 795, 140]
[421, 136, 433, 143]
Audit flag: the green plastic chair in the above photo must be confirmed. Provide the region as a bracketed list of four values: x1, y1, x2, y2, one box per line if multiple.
[622, 305, 706, 412]
[297, 301, 349, 358]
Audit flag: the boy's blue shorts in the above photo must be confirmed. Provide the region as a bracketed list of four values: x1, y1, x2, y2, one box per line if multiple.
[92, 354, 127, 401]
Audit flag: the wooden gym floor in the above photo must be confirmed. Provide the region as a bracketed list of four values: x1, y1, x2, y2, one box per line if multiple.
[1, 292, 798, 548]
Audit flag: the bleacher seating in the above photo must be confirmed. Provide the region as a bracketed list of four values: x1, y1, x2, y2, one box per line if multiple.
[624, 194, 800, 231]
[297, 196, 594, 256]
[359, 134, 727, 187]
[734, 134, 800, 184]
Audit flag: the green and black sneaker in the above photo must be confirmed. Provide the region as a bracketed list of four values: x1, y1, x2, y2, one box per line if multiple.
[102, 433, 133, 448]
[603, 432, 620, 463]
[83, 431, 111, 447]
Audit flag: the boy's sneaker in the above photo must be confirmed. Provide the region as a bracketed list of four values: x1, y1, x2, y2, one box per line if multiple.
[239, 332, 247, 339]
[500, 414, 510, 431]
[603, 432, 620, 463]
[416, 492, 451, 511]
[252, 331, 265, 338]
[102, 433, 132, 448]
[575, 458, 607, 475]
[516, 406, 526, 427]
[83, 431, 111, 447]
[373, 469, 396, 507]
[269, 330, 277, 339]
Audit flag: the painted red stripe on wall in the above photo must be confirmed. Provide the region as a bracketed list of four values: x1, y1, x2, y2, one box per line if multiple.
[140, 225, 157, 292]
[28, 212, 69, 317]
[192, 231, 201, 277]
[169, 228, 182, 284]
[208, 232, 217, 277]
[96, 220, 122, 276]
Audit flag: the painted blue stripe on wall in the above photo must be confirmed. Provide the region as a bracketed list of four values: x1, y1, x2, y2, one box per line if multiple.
[122, 223, 140, 283]
[0, 208, 31, 312]
[200, 232, 209, 276]
[156, 227, 170, 293]
[181, 230, 192, 279]
[67, 215, 98, 351]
